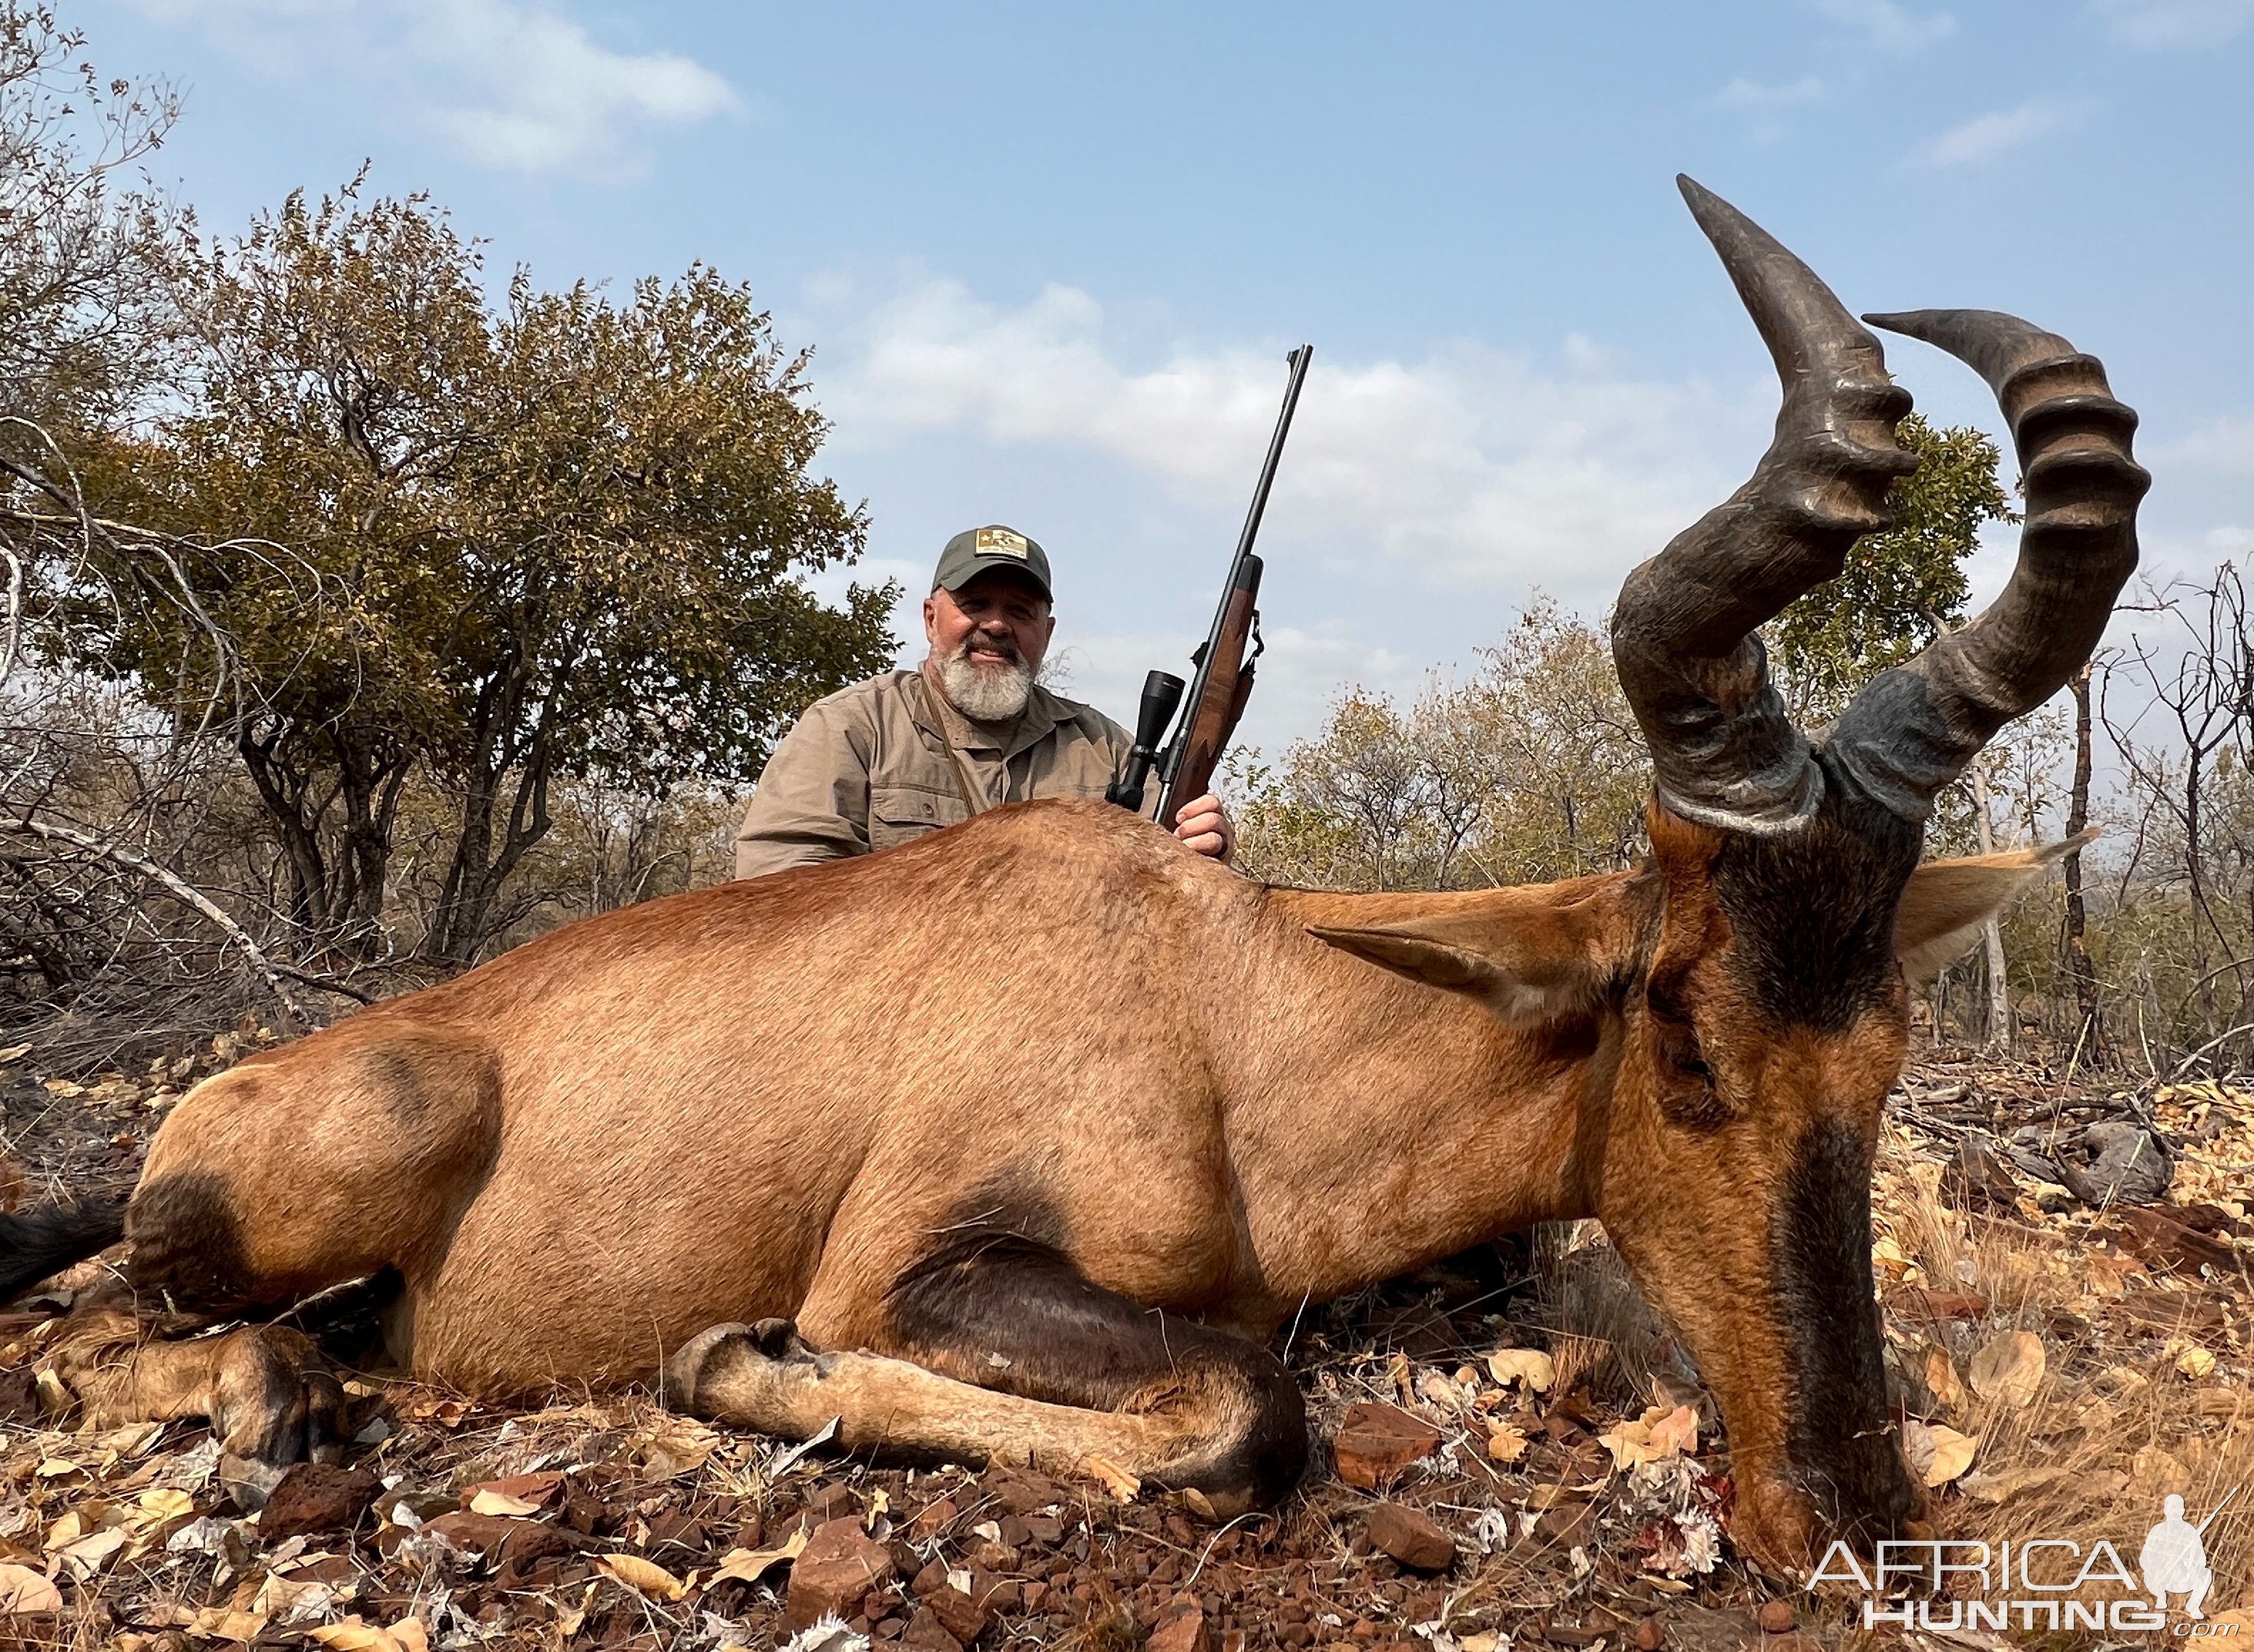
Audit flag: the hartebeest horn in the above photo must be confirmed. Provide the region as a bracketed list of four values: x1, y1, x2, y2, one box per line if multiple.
[1611, 177, 1916, 834]
[1823, 311, 2148, 819]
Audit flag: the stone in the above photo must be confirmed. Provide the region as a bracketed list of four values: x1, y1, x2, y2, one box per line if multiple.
[1365, 1503, 1455, 1572]
[2056, 1119, 2172, 1206]
[900, 1608, 964, 1652]
[1147, 1594, 1212, 1652]
[1757, 1600, 1796, 1633]
[908, 1497, 959, 1541]
[425, 1510, 574, 1568]
[1331, 1402, 1442, 1489]
[1634, 1617, 1665, 1651]
[256, 1463, 382, 1538]
[921, 1584, 991, 1646]
[458, 1470, 564, 1510]
[786, 1515, 898, 1631]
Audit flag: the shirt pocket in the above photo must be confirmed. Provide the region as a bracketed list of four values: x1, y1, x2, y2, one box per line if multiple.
[868, 783, 971, 851]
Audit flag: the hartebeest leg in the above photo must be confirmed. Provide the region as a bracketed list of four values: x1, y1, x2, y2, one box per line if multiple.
[48, 1304, 349, 1507]
[665, 1241, 1307, 1512]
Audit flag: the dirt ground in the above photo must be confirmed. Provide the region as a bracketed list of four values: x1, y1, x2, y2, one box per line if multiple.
[0, 1034, 2248, 1651]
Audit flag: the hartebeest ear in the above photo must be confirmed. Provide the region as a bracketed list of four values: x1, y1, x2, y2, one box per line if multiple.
[1309, 895, 1614, 1024]
[1894, 829, 2097, 983]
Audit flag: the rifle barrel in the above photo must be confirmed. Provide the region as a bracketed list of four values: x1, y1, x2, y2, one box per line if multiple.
[1160, 345, 1312, 808]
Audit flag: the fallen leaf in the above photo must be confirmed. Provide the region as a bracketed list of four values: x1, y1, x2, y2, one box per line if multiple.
[1968, 1331, 2046, 1406]
[1082, 1454, 1141, 1500]
[1902, 1420, 1978, 1487]
[306, 1622, 400, 1652]
[254, 1574, 338, 1626]
[0, 1562, 61, 1614]
[1599, 1404, 1698, 1472]
[132, 1487, 195, 1524]
[2133, 1445, 2191, 1497]
[707, 1527, 809, 1585]
[0, 1044, 31, 1064]
[2172, 1342, 2218, 1378]
[595, 1552, 687, 1601]
[1921, 1344, 1965, 1411]
[1485, 1423, 1529, 1464]
[53, 1526, 128, 1578]
[1958, 1465, 2073, 1504]
[34, 1458, 84, 1480]
[467, 1490, 543, 1517]
[1646, 1404, 1698, 1458]
[1486, 1349, 1555, 1393]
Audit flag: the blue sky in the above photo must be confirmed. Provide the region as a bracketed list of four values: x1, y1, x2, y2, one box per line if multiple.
[88, 0, 2254, 761]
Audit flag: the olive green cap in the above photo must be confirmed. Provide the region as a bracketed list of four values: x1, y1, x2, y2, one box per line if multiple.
[934, 524, 1053, 601]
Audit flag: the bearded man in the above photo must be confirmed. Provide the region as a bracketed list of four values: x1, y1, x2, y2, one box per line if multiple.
[732, 524, 1234, 880]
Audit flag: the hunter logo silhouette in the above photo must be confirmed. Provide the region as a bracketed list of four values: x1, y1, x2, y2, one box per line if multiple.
[2142, 1489, 2235, 1619]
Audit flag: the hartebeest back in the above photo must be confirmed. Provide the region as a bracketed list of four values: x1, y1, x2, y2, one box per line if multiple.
[1, 178, 2144, 1572]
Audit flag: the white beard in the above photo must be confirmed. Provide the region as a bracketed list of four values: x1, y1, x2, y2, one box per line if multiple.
[935, 650, 1036, 722]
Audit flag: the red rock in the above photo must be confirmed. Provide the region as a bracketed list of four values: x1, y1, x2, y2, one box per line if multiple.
[1331, 1402, 1442, 1489]
[1634, 1617, 1664, 1651]
[458, 1470, 565, 1510]
[1757, 1600, 1797, 1634]
[922, 1585, 990, 1646]
[786, 1516, 898, 1631]
[426, 1510, 574, 1568]
[908, 1497, 959, 1541]
[1147, 1594, 1212, 1652]
[257, 1463, 382, 1538]
[1365, 1504, 1455, 1573]
[900, 1608, 964, 1652]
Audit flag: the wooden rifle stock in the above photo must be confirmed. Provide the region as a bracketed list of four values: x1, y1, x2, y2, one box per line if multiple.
[1159, 556, 1260, 830]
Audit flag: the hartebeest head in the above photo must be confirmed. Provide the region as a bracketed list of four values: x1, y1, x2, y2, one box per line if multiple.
[1609, 180, 2146, 1560]
[1318, 179, 2146, 1566]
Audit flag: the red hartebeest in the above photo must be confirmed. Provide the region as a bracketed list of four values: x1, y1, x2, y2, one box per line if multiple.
[1, 180, 2143, 1570]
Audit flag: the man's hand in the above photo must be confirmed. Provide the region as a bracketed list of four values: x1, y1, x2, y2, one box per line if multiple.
[1172, 793, 1235, 862]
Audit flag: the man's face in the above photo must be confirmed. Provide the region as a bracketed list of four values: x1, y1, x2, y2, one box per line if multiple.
[924, 569, 1055, 671]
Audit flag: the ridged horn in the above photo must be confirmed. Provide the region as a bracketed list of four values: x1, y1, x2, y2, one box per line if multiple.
[1822, 310, 2147, 820]
[1610, 177, 1917, 835]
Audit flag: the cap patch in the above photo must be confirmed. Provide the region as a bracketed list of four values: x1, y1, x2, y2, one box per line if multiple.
[975, 526, 1031, 559]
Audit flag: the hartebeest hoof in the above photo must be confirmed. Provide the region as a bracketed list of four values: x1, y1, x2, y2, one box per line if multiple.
[52, 1320, 348, 1512]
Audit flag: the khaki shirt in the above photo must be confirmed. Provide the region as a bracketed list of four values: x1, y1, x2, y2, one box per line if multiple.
[732, 669, 1139, 880]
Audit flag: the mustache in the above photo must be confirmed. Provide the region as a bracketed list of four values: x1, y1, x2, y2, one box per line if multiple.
[951, 633, 1024, 667]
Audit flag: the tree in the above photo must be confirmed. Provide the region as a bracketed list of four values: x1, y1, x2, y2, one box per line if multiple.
[1771, 413, 2012, 722]
[68, 182, 898, 962]
[1233, 601, 1647, 890]
[0, 2, 180, 436]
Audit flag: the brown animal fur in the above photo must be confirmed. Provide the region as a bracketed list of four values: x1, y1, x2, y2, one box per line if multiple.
[14, 796, 2063, 1564]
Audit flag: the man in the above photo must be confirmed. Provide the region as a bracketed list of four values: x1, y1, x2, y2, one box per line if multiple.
[733, 524, 1232, 880]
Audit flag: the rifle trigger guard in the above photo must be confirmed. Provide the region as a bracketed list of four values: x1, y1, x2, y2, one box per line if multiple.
[1248, 609, 1265, 664]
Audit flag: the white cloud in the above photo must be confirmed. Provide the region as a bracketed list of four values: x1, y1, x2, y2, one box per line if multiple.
[821, 276, 1750, 606]
[2092, 0, 2254, 46]
[1714, 75, 1828, 109]
[121, 0, 737, 176]
[1913, 101, 2074, 167]
[1814, 0, 1958, 52]
[403, 0, 737, 175]
[2154, 415, 2254, 475]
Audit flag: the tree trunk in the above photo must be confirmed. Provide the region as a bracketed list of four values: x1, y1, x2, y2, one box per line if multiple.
[1970, 758, 2010, 1050]
[2062, 663, 2102, 1064]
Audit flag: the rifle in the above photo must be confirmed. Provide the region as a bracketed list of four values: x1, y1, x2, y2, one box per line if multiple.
[1107, 343, 1312, 828]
